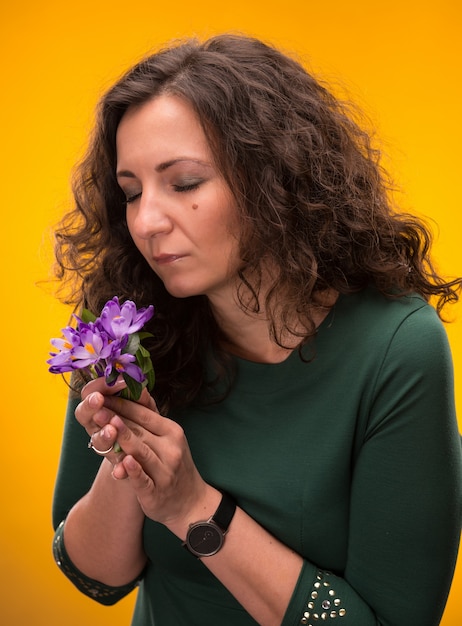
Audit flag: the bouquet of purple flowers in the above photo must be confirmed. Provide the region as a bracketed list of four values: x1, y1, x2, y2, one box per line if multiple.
[47, 296, 155, 401]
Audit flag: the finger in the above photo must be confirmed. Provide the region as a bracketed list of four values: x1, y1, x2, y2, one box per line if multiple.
[76, 377, 127, 433]
[111, 461, 129, 480]
[122, 455, 157, 504]
[75, 391, 115, 431]
[108, 414, 190, 490]
[81, 376, 127, 400]
[88, 424, 127, 466]
[109, 414, 155, 462]
[88, 424, 118, 453]
[137, 387, 160, 412]
[103, 395, 169, 437]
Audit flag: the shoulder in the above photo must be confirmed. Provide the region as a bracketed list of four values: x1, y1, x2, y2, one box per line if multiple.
[339, 286, 429, 320]
[335, 287, 445, 345]
[335, 290, 457, 447]
[323, 287, 453, 385]
[345, 289, 454, 404]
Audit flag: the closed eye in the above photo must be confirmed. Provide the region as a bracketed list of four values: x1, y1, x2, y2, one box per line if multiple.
[173, 181, 202, 193]
[124, 192, 142, 205]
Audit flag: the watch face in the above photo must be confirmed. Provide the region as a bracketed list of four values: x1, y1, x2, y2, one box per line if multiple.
[187, 522, 224, 557]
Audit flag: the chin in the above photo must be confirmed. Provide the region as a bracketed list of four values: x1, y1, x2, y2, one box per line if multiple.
[163, 282, 204, 299]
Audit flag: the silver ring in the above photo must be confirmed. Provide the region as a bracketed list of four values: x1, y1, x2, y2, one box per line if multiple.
[87, 433, 114, 456]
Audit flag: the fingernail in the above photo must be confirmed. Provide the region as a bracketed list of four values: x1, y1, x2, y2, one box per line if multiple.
[110, 415, 124, 430]
[100, 426, 110, 440]
[125, 455, 137, 470]
[88, 393, 99, 408]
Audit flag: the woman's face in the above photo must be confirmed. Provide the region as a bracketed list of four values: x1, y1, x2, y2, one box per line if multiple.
[116, 94, 241, 302]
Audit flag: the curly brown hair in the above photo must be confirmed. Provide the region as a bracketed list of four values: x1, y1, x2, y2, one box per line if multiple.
[53, 33, 461, 411]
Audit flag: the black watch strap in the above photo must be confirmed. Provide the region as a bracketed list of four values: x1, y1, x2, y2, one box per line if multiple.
[183, 491, 237, 558]
[211, 491, 236, 532]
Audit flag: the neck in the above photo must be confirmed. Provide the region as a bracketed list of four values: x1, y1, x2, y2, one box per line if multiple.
[207, 288, 336, 364]
[217, 309, 294, 364]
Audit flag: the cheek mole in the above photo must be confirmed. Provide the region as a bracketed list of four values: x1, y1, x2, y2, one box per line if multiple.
[192, 204, 199, 210]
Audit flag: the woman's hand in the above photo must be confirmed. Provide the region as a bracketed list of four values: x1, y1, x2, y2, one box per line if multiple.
[75, 378, 215, 534]
[101, 393, 213, 530]
[75, 378, 156, 473]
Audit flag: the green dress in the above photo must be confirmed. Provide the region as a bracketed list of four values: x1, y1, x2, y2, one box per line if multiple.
[53, 288, 462, 625]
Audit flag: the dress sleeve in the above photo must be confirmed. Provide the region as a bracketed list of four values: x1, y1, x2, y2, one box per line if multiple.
[52, 394, 143, 603]
[52, 520, 143, 605]
[282, 305, 462, 626]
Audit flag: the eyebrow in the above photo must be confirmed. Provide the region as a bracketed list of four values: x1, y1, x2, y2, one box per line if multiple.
[116, 158, 211, 179]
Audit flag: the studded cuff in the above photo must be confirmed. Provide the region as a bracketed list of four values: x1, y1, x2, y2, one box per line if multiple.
[299, 569, 347, 624]
[53, 520, 144, 606]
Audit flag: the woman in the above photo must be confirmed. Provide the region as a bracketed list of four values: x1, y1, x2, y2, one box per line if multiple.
[51, 34, 462, 625]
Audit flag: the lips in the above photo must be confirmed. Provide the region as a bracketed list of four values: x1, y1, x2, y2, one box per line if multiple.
[153, 254, 185, 265]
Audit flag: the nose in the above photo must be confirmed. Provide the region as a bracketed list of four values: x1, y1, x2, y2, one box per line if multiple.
[129, 191, 173, 240]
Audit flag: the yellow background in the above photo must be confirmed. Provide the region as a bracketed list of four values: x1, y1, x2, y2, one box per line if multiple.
[1, 0, 460, 623]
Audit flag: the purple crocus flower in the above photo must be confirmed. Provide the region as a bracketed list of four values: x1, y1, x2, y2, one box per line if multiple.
[70, 326, 116, 370]
[100, 296, 154, 340]
[105, 350, 145, 383]
[47, 326, 83, 373]
[48, 297, 155, 400]
[47, 349, 76, 373]
[51, 326, 82, 351]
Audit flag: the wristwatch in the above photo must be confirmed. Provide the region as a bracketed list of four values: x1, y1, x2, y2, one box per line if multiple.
[183, 491, 236, 558]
